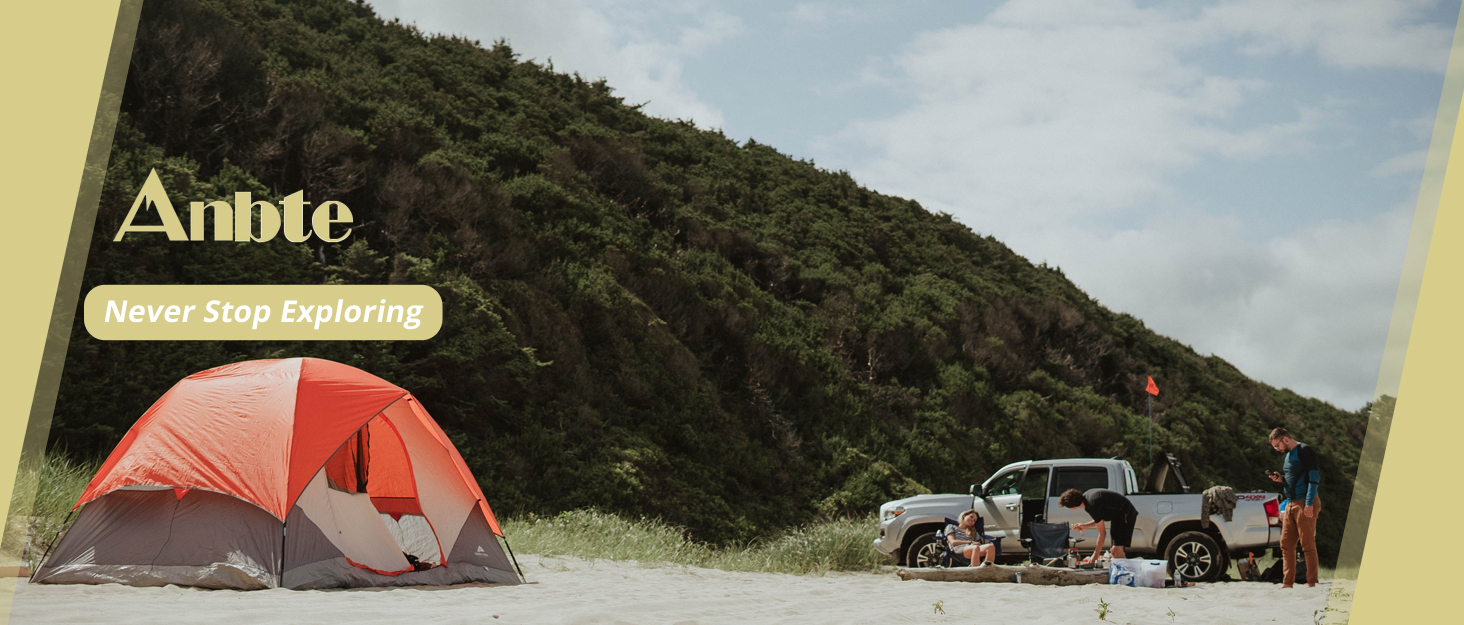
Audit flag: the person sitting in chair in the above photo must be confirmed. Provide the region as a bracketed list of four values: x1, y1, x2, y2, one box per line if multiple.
[1059, 488, 1138, 561]
[947, 509, 997, 567]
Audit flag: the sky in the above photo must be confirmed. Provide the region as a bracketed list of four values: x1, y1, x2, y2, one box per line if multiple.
[368, 0, 1459, 411]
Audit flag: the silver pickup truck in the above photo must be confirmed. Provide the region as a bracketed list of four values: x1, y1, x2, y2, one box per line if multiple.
[873, 454, 1281, 581]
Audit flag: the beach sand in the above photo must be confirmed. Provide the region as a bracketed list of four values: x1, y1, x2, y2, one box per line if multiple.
[8, 557, 1337, 624]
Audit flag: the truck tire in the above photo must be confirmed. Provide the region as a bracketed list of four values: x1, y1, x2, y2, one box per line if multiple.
[1165, 531, 1223, 582]
[905, 532, 942, 568]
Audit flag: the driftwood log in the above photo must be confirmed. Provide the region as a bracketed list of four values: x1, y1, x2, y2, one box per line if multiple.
[897, 564, 1109, 586]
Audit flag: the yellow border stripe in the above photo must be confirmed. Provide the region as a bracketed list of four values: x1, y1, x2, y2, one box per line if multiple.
[0, 2, 125, 622]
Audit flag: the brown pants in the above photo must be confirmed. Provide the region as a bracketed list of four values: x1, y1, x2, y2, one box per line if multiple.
[1280, 496, 1320, 586]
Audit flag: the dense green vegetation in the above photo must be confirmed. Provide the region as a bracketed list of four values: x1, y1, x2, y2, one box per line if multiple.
[51, 0, 1367, 564]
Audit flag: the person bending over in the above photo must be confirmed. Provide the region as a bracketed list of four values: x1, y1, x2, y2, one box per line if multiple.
[947, 509, 996, 567]
[1059, 488, 1139, 560]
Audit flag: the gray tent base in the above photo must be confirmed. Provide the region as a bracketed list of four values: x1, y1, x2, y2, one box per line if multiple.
[33, 488, 519, 590]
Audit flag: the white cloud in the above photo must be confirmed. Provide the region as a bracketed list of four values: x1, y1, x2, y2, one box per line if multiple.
[369, 0, 739, 127]
[1399, 110, 1441, 141]
[830, 0, 1317, 227]
[786, 2, 868, 27]
[1202, 0, 1453, 72]
[1370, 149, 1429, 178]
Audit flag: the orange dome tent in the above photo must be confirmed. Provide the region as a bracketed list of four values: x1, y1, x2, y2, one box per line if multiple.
[33, 358, 522, 589]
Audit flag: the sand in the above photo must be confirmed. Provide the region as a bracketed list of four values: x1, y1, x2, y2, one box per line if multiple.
[8, 557, 1338, 625]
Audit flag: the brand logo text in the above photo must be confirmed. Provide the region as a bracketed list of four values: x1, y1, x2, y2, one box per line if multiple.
[114, 169, 352, 243]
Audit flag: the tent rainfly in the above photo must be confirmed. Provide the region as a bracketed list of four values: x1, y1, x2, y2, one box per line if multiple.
[33, 358, 522, 590]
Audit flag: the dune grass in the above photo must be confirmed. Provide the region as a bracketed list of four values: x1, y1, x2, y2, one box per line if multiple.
[501, 509, 889, 576]
[4, 454, 98, 570]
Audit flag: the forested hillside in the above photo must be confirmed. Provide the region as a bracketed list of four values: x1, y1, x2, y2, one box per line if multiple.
[51, 0, 1368, 563]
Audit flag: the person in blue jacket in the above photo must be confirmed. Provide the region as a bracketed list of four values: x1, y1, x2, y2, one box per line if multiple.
[1268, 427, 1321, 588]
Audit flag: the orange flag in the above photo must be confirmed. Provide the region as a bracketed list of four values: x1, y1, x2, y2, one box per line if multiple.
[1146, 376, 1159, 396]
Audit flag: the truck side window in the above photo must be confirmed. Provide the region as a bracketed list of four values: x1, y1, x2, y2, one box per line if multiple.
[1021, 467, 1050, 500]
[986, 470, 1023, 496]
[1051, 467, 1108, 496]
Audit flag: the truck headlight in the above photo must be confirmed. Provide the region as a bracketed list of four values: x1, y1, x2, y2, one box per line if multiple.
[881, 506, 905, 522]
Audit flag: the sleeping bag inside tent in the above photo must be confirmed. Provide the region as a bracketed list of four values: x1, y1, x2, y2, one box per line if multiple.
[33, 358, 521, 590]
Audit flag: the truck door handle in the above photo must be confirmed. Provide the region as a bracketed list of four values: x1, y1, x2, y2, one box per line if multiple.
[1005, 504, 1018, 511]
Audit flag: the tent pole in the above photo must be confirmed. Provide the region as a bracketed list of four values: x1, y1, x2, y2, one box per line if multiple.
[502, 535, 526, 583]
[278, 520, 287, 589]
[28, 508, 75, 582]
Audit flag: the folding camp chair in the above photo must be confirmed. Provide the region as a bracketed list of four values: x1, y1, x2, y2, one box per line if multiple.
[934, 516, 1004, 566]
[1021, 521, 1084, 565]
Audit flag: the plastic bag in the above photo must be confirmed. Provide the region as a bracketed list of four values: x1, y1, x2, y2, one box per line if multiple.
[1109, 558, 1167, 588]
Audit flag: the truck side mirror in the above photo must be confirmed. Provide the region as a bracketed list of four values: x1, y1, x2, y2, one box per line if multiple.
[969, 484, 983, 498]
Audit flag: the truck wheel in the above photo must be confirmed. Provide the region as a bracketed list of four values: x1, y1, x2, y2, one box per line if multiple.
[905, 532, 942, 568]
[1165, 531, 1223, 583]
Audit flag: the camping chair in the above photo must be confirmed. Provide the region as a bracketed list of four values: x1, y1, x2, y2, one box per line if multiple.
[934, 516, 1003, 566]
[1021, 521, 1084, 565]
